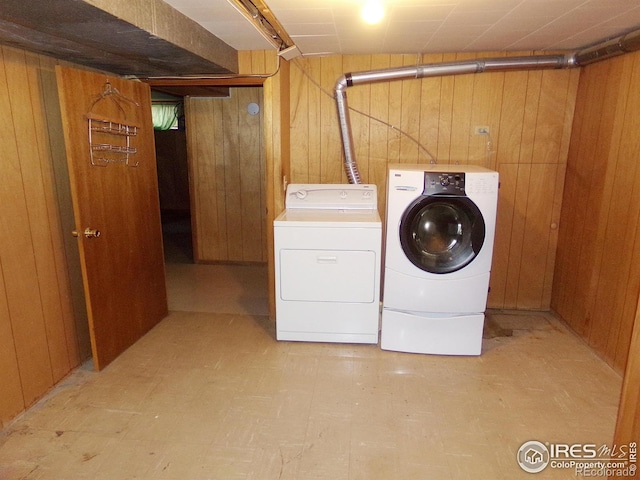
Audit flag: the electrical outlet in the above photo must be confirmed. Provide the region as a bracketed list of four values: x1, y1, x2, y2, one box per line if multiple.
[474, 126, 490, 135]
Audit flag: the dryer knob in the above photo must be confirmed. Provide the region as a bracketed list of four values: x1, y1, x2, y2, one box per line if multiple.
[440, 176, 450, 186]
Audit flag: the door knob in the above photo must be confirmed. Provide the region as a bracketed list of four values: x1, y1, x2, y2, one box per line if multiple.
[72, 228, 101, 239]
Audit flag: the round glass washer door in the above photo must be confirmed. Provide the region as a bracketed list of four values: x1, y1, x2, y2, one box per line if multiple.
[399, 195, 485, 274]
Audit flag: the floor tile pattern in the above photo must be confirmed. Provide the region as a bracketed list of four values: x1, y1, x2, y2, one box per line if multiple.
[0, 265, 622, 479]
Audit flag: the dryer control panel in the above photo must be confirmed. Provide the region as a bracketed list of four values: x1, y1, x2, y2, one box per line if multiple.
[423, 172, 466, 195]
[286, 184, 378, 209]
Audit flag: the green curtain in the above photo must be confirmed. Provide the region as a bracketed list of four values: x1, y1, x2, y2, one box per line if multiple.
[152, 104, 179, 130]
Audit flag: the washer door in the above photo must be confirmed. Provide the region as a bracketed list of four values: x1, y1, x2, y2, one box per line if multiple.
[399, 195, 485, 274]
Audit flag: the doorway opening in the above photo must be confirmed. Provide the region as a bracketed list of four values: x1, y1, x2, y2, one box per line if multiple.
[154, 127, 194, 264]
[152, 84, 269, 318]
[152, 92, 194, 264]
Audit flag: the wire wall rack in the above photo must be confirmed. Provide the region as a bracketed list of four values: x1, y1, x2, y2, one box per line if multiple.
[87, 81, 141, 167]
[88, 117, 139, 167]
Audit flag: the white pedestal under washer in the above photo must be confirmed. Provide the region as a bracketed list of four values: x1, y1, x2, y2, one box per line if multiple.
[381, 164, 499, 355]
[274, 184, 382, 344]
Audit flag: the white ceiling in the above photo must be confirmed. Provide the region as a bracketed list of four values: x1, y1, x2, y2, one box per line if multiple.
[164, 0, 640, 56]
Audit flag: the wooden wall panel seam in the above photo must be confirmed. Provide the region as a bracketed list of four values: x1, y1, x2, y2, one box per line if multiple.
[0, 258, 26, 428]
[0, 44, 90, 426]
[24, 50, 75, 382]
[35, 54, 81, 372]
[1, 46, 56, 406]
[552, 49, 640, 373]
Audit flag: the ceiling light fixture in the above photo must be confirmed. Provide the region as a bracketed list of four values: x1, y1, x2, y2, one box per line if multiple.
[361, 1, 385, 25]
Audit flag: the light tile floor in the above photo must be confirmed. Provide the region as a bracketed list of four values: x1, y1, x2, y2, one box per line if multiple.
[0, 263, 622, 480]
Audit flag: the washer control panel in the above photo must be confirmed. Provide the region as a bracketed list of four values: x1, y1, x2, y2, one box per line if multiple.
[423, 172, 466, 195]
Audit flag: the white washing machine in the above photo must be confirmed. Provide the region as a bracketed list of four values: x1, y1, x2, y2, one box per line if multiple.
[274, 184, 382, 344]
[381, 164, 499, 355]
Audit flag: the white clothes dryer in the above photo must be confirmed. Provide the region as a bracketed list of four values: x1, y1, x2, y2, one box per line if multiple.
[381, 164, 499, 355]
[274, 184, 382, 344]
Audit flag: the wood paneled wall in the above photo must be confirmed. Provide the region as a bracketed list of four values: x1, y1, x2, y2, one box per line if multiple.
[552, 50, 640, 374]
[614, 300, 640, 459]
[185, 50, 288, 318]
[288, 53, 579, 310]
[185, 87, 267, 263]
[238, 50, 290, 319]
[0, 45, 90, 429]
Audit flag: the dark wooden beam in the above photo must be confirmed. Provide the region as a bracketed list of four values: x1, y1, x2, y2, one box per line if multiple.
[151, 85, 231, 98]
[0, 0, 238, 77]
[143, 77, 266, 90]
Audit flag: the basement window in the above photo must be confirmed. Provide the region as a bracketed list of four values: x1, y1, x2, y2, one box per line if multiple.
[151, 90, 183, 131]
[152, 103, 181, 131]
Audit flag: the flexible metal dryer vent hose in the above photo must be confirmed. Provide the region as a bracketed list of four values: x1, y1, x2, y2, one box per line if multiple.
[334, 28, 640, 184]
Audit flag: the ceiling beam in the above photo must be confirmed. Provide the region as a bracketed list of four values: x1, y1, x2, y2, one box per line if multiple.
[0, 0, 238, 77]
[150, 85, 232, 98]
[143, 75, 266, 98]
[144, 77, 265, 88]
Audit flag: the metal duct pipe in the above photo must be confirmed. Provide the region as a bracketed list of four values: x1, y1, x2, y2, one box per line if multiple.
[573, 28, 640, 66]
[335, 55, 568, 183]
[334, 27, 640, 184]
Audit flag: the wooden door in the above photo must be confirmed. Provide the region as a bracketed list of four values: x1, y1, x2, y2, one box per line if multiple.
[56, 66, 168, 370]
